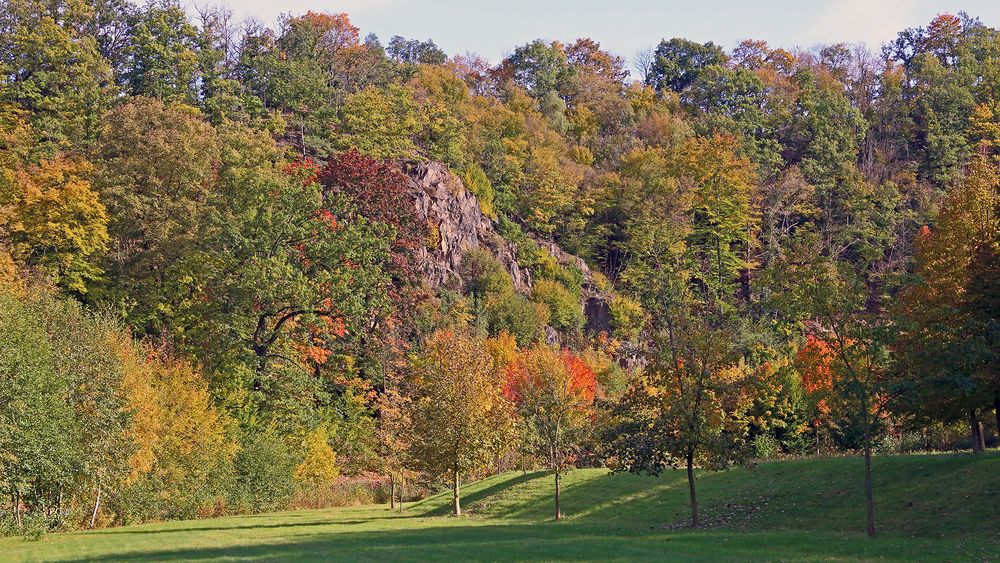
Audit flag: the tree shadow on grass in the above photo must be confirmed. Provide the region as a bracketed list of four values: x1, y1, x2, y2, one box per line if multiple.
[462, 469, 687, 526]
[398, 469, 684, 524]
[409, 471, 549, 517]
[93, 520, 370, 535]
[58, 523, 632, 562]
[52, 523, 946, 562]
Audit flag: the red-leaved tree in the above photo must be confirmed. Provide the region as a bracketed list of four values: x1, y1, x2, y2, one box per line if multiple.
[504, 345, 598, 519]
[795, 333, 836, 454]
[319, 150, 424, 290]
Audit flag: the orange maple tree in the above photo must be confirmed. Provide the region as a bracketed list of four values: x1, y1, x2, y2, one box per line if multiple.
[504, 345, 597, 519]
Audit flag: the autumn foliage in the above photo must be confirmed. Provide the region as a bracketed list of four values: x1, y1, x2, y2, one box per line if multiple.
[3, 0, 1000, 539]
[504, 347, 598, 407]
[796, 334, 836, 395]
[320, 150, 425, 285]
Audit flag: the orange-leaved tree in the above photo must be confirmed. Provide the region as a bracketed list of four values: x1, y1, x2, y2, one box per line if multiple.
[795, 333, 837, 453]
[504, 345, 598, 519]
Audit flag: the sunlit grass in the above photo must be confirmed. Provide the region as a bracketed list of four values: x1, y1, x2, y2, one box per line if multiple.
[5, 451, 998, 561]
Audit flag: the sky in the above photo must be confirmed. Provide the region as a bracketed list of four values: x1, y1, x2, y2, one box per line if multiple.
[195, 0, 1000, 66]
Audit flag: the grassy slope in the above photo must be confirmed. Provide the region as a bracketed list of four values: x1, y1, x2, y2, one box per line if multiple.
[5, 451, 999, 562]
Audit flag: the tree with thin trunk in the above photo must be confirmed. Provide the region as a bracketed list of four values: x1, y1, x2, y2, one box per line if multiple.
[374, 372, 412, 511]
[503, 345, 598, 520]
[410, 329, 512, 516]
[776, 253, 900, 537]
[604, 314, 755, 527]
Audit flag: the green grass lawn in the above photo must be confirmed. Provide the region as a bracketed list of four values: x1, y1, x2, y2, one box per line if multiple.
[5, 451, 999, 561]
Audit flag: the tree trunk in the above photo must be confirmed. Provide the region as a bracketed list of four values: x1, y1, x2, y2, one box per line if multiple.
[399, 474, 404, 513]
[90, 488, 102, 528]
[970, 409, 985, 453]
[452, 465, 461, 516]
[389, 473, 395, 510]
[554, 468, 562, 521]
[863, 432, 875, 537]
[686, 451, 699, 527]
[299, 122, 306, 158]
[994, 393, 1000, 442]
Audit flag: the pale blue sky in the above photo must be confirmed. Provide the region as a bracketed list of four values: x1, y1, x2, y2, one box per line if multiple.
[201, 0, 1000, 67]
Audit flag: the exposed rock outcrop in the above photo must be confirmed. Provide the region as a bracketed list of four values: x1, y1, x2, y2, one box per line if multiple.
[403, 160, 612, 333]
[404, 161, 529, 291]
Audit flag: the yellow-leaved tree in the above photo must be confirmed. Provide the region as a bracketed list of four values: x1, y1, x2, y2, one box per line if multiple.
[111, 344, 235, 522]
[4, 156, 108, 294]
[294, 427, 339, 486]
[410, 329, 514, 515]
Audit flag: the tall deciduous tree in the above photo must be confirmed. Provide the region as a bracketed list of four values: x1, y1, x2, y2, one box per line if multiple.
[0, 285, 76, 526]
[121, 2, 201, 102]
[335, 85, 421, 159]
[0, 0, 114, 155]
[896, 155, 999, 451]
[5, 156, 108, 294]
[193, 130, 393, 400]
[92, 97, 220, 332]
[644, 38, 727, 94]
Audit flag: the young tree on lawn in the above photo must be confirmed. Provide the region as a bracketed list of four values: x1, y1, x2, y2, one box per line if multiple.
[374, 377, 412, 511]
[604, 313, 755, 527]
[504, 345, 598, 520]
[774, 244, 898, 537]
[410, 329, 512, 515]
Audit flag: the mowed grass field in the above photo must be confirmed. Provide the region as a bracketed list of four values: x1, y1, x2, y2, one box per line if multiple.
[5, 451, 999, 561]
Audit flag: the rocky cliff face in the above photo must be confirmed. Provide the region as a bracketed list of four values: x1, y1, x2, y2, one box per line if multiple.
[403, 161, 612, 335]
[403, 161, 529, 291]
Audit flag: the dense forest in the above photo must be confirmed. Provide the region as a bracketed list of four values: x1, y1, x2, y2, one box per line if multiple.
[0, 0, 997, 539]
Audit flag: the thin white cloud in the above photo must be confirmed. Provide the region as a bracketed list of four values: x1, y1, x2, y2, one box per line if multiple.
[805, 0, 919, 48]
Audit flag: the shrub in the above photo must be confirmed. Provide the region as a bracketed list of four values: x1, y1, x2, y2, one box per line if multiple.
[590, 271, 612, 293]
[230, 428, 298, 514]
[459, 248, 550, 344]
[552, 263, 585, 294]
[485, 295, 549, 346]
[291, 482, 374, 509]
[460, 248, 514, 298]
[752, 433, 781, 460]
[112, 478, 161, 526]
[22, 513, 48, 541]
[294, 427, 340, 487]
[531, 248, 561, 280]
[461, 163, 496, 219]
[875, 431, 933, 455]
[496, 216, 544, 272]
[530, 279, 584, 332]
[426, 219, 441, 250]
[608, 295, 646, 341]
[0, 512, 49, 541]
